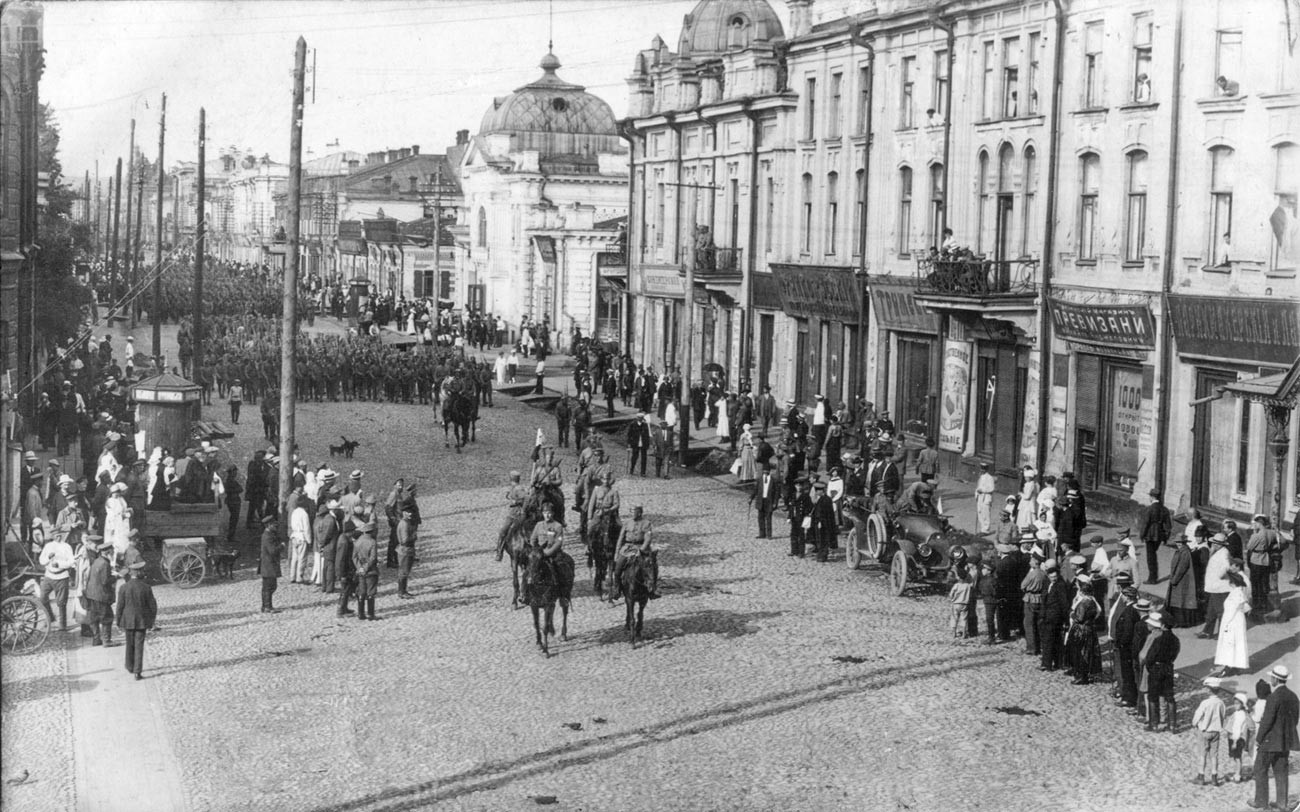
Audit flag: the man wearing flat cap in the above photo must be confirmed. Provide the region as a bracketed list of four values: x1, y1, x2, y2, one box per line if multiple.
[82, 538, 117, 646]
[352, 519, 380, 620]
[257, 513, 283, 614]
[1245, 514, 1281, 617]
[116, 562, 157, 680]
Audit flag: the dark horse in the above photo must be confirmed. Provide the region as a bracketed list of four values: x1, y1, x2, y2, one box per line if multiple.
[523, 547, 574, 657]
[441, 388, 477, 453]
[620, 553, 652, 648]
[585, 511, 620, 601]
[501, 490, 567, 608]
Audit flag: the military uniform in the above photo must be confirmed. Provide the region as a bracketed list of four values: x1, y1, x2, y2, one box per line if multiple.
[352, 529, 379, 620]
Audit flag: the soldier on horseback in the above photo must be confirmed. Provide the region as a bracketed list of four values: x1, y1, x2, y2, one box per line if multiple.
[614, 505, 660, 600]
[528, 501, 566, 556]
[496, 471, 530, 562]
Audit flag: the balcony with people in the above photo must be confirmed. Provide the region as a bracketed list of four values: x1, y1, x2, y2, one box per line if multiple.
[913, 245, 1038, 311]
[689, 225, 742, 281]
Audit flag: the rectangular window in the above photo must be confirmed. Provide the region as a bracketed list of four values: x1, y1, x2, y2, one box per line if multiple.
[900, 57, 916, 128]
[932, 50, 949, 121]
[852, 169, 865, 255]
[1209, 148, 1235, 265]
[651, 132, 665, 157]
[801, 174, 813, 253]
[804, 77, 817, 140]
[1079, 154, 1100, 261]
[928, 164, 944, 250]
[685, 130, 700, 155]
[759, 117, 777, 147]
[829, 72, 843, 138]
[826, 173, 839, 255]
[1027, 32, 1041, 114]
[1132, 14, 1153, 102]
[981, 41, 996, 119]
[1021, 150, 1038, 257]
[1125, 151, 1148, 262]
[1215, 30, 1242, 95]
[764, 173, 775, 253]
[1104, 365, 1143, 488]
[898, 168, 913, 256]
[729, 176, 740, 247]
[654, 171, 665, 248]
[1084, 22, 1103, 108]
[1002, 37, 1021, 118]
[1236, 402, 1251, 493]
[897, 338, 934, 439]
[857, 65, 871, 134]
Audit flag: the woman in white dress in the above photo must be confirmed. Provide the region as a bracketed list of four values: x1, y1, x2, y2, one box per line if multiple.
[715, 393, 730, 441]
[104, 482, 132, 559]
[1016, 466, 1039, 530]
[737, 424, 757, 482]
[1211, 570, 1251, 677]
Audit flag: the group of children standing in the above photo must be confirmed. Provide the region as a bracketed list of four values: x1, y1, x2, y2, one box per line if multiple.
[1190, 674, 1272, 785]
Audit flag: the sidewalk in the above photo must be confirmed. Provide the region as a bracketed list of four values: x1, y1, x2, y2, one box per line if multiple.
[506, 356, 1298, 694]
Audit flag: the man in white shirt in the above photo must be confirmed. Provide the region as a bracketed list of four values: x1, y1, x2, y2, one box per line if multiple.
[39, 533, 76, 631]
[1198, 533, 1233, 639]
[288, 498, 314, 584]
[534, 358, 546, 395]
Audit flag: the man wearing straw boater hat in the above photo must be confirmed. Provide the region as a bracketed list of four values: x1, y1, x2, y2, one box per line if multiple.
[1250, 664, 1298, 811]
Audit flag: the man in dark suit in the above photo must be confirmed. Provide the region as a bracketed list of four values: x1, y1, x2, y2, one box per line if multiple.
[1138, 489, 1172, 583]
[257, 513, 282, 614]
[626, 413, 651, 478]
[335, 519, 357, 617]
[314, 501, 341, 593]
[554, 395, 572, 449]
[651, 420, 673, 479]
[808, 480, 838, 563]
[115, 562, 157, 680]
[1112, 588, 1142, 708]
[1251, 665, 1299, 811]
[788, 477, 813, 558]
[754, 431, 775, 471]
[750, 464, 779, 539]
[1142, 612, 1181, 732]
[1039, 560, 1069, 671]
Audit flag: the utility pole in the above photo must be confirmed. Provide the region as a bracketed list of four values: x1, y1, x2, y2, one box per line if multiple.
[194, 108, 206, 386]
[680, 241, 694, 464]
[132, 154, 145, 326]
[153, 93, 166, 357]
[102, 175, 112, 269]
[124, 119, 136, 329]
[279, 37, 306, 514]
[110, 158, 122, 310]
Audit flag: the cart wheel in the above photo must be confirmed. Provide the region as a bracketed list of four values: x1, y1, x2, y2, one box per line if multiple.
[865, 513, 887, 560]
[167, 550, 206, 589]
[890, 551, 909, 597]
[1, 595, 51, 654]
[846, 527, 862, 570]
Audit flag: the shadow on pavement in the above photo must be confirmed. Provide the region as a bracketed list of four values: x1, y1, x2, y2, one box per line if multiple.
[305, 649, 1004, 812]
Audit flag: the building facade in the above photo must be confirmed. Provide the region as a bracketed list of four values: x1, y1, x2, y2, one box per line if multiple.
[454, 50, 627, 351]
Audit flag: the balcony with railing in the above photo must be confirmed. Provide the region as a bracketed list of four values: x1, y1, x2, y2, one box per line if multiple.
[691, 246, 743, 281]
[914, 254, 1039, 310]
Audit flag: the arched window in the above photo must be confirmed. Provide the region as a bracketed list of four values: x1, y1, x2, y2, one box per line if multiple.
[1208, 147, 1235, 265]
[928, 164, 944, 249]
[976, 150, 990, 254]
[1078, 153, 1101, 261]
[898, 166, 913, 256]
[826, 171, 839, 254]
[1021, 147, 1038, 256]
[1124, 150, 1149, 263]
[997, 144, 1014, 193]
[477, 207, 487, 248]
[1272, 142, 1298, 272]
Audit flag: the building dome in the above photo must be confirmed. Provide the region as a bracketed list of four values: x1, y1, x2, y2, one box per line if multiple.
[678, 0, 784, 56]
[479, 51, 621, 158]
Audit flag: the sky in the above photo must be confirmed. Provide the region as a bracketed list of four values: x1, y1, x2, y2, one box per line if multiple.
[41, 0, 790, 182]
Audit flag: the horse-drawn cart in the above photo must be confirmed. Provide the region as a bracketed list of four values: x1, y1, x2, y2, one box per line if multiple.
[1, 547, 52, 654]
[160, 537, 209, 588]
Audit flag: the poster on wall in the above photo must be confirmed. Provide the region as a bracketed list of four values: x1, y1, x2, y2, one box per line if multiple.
[939, 340, 972, 452]
[1107, 367, 1144, 487]
[1018, 357, 1041, 468]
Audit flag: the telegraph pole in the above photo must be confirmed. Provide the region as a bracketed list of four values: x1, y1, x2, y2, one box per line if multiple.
[153, 93, 166, 357]
[194, 108, 206, 385]
[278, 37, 306, 513]
[124, 119, 136, 328]
[680, 243, 694, 463]
[110, 158, 122, 309]
[132, 154, 145, 326]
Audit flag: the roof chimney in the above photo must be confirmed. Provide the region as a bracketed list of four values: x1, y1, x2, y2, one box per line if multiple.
[411, 145, 420, 156]
[456, 129, 470, 145]
[386, 149, 399, 163]
[347, 159, 360, 173]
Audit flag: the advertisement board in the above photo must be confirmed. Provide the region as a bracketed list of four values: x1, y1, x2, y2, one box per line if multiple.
[938, 339, 972, 452]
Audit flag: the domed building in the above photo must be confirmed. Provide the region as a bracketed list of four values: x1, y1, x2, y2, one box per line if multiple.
[454, 51, 628, 350]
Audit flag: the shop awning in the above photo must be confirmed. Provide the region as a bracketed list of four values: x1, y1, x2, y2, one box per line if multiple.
[1217, 357, 1300, 407]
[1167, 295, 1300, 365]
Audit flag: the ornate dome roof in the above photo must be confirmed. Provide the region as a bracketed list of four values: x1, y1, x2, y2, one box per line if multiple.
[678, 0, 784, 56]
[479, 52, 619, 140]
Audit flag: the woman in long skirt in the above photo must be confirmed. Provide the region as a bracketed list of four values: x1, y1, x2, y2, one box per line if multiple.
[715, 393, 730, 442]
[1211, 571, 1251, 677]
[1064, 577, 1103, 683]
[1016, 466, 1039, 530]
[736, 424, 757, 482]
[1165, 538, 1202, 627]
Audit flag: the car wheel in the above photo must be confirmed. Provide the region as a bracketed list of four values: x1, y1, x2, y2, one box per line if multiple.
[890, 551, 909, 596]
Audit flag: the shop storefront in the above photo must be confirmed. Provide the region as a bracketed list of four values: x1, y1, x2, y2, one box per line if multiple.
[634, 267, 685, 373]
[336, 220, 367, 283]
[870, 276, 941, 440]
[769, 264, 862, 408]
[1046, 297, 1158, 497]
[750, 273, 785, 393]
[1167, 295, 1300, 520]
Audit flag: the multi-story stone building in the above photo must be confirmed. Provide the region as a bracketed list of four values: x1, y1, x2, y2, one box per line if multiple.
[454, 49, 627, 350]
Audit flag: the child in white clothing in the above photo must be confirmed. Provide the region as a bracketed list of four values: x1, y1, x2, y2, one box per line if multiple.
[948, 566, 973, 639]
[1225, 692, 1255, 782]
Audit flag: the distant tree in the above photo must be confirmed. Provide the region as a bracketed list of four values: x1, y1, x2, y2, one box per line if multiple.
[34, 103, 94, 349]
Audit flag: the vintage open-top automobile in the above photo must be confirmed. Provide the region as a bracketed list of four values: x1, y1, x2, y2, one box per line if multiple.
[843, 497, 988, 595]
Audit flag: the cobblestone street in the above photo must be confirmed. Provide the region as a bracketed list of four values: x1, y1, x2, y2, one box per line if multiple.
[4, 366, 1291, 812]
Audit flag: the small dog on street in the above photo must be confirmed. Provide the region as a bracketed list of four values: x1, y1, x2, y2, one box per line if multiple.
[329, 436, 360, 458]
